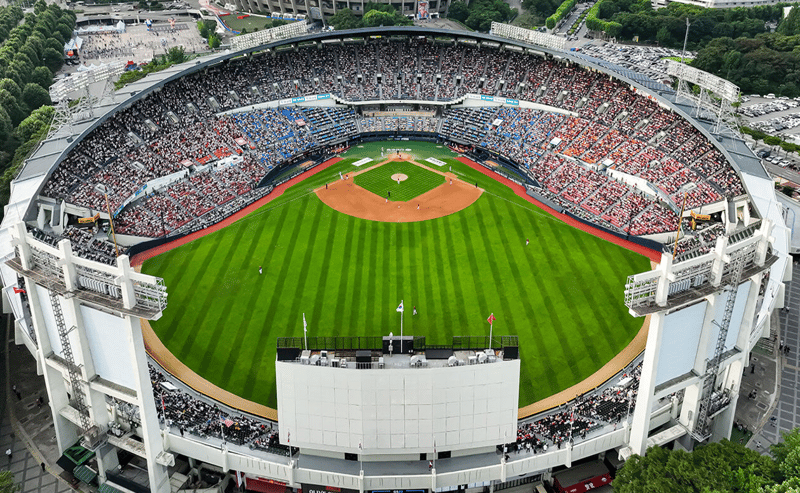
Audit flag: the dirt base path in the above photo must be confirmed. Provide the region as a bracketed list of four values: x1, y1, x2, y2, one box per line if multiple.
[318, 156, 482, 222]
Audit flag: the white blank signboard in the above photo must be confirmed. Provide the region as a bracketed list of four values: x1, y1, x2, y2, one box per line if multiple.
[276, 360, 520, 454]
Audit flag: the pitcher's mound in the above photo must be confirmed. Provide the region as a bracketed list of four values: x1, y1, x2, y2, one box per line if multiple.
[391, 173, 408, 182]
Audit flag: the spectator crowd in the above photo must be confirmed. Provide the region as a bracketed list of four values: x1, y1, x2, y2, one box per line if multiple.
[41, 38, 746, 241]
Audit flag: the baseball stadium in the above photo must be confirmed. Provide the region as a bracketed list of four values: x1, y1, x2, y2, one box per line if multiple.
[0, 23, 790, 493]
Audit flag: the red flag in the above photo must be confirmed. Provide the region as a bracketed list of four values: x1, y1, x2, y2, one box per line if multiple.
[12, 287, 25, 294]
[487, 313, 496, 325]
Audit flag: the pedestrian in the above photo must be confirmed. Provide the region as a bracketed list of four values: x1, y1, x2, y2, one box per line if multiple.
[526, 238, 529, 246]
[413, 306, 417, 315]
[179, 426, 184, 437]
[450, 179, 452, 185]
[325, 183, 328, 190]
[41, 463, 45, 472]
[417, 204, 420, 210]
[258, 266, 262, 275]
[751, 363, 755, 374]
[475, 182, 478, 188]
[388, 191, 391, 198]
[428, 460, 433, 470]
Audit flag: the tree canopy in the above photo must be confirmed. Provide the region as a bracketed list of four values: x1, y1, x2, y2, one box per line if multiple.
[615, 430, 800, 493]
[328, 3, 412, 30]
[0, 3, 75, 221]
[586, 0, 783, 47]
[447, 0, 514, 31]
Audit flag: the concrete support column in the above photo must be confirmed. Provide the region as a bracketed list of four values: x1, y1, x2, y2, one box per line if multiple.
[629, 312, 664, 456]
[655, 254, 672, 306]
[24, 280, 78, 453]
[124, 316, 170, 493]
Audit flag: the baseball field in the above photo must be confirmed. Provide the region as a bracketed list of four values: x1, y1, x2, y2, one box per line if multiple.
[142, 141, 651, 409]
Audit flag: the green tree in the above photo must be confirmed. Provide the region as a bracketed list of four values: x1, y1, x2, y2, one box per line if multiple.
[778, 6, 800, 36]
[21, 82, 50, 112]
[465, 10, 493, 31]
[362, 9, 395, 26]
[0, 78, 21, 100]
[656, 25, 672, 45]
[448, 0, 469, 22]
[166, 46, 187, 64]
[56, 22, 72, 42]
[29, 66, 52, 90]
[614, 441, 778, 493]
[0, 105, 13, 151]
[41, 47, 62, 73]
[208, 33, 220, 49]
[0, 89, 26, 126]
[197, 19, 209, 38]
[0, 471, 19, 493]
[328, 8, 362, 30]
[14, 105, 53, 143]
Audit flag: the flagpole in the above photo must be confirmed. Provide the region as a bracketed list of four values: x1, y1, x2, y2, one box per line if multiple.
[401, 300, 404, 354]
[489, 321, 493, 348]
[303, 313, 308, 350]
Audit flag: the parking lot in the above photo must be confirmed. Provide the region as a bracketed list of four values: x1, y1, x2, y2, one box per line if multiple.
[739, 96, 800, 138]
[576, 42, 692, 82]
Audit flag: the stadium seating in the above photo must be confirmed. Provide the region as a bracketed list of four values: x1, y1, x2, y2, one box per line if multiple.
[40, 38, 747, 243]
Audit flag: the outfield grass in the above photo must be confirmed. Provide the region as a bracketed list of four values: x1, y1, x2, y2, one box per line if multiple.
[143, 141, 651, 409]
[354, 161, 444, 202]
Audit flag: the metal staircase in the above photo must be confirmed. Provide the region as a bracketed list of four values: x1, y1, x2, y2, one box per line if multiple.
[691, 246, 750, 441]
[47, 286, 92, 433]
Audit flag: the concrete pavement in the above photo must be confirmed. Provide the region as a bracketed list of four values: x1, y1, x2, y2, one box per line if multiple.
[1, 316, 89, 493]
[753, 259, 800, 453]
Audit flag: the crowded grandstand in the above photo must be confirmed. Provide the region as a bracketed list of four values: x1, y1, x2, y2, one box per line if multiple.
[39, 36, 745, 254]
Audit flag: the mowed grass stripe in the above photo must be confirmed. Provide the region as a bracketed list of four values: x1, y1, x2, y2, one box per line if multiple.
[486, 196, 558, 394]
[347, 218, 370, 337]
[169, 224, 248, 353]
[472, 202, 518, 335]
[418, 221, 437, 333]
[217, 197, 313, 389]
[331, 215, 357, 338]
[145, 141, 651, 408]
[568, 233, 630, 354]
[363, 221, 379, 339]
[308, 210, 341, 345]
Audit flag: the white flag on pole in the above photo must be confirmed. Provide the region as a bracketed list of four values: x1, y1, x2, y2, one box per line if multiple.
[397, 301, 404, 313]
[303, 313, 307, 334]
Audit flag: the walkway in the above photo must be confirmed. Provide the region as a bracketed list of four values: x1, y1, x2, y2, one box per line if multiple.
[754, 258, 800, 450]
[1, 315, 85, 493]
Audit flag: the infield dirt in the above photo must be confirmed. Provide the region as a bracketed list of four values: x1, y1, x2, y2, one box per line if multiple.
[316, 155, 483, 222]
